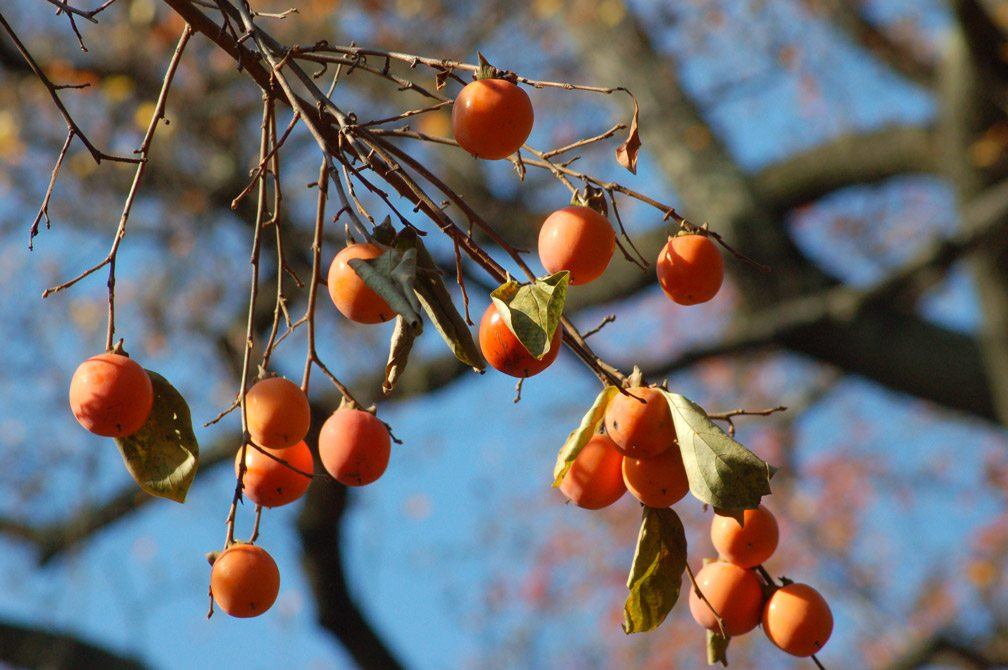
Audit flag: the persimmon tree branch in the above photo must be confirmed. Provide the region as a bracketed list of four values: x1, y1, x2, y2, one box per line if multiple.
[560, 0, 1008, 428]
[0, 443, 235, 565]
[814, 0, 937, 88]
[0, 619, 148, 670]
[0, 12, 140, 165]
[751, 124, 938, 212]
[941, 7, 1008, 426]
[637, 177, 1008, 420]
[882, 626, 1008, 670]
[165, 0, 632, 388]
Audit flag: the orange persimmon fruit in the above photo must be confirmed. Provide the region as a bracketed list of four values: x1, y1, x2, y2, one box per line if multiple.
[318, 408, 392, 487]
[603, 386, 676, 458]
[245, 377, 311, 450]
[327, 242, 395, 324]
[688, 560, 764, 637]
[710, 504, 779, 568]
[537, 205, 615, 285]
[69, 352, 153, 437]
[656, 233, 724, 305]
[452, 78, 533, 160]
[762, 582, 834, 657]
[478, 303, 561, 378]
[210, 543, 280, 618]
[558, 433, 626, 510]
[235, 440, 313, 508]
[622, 446, 689, 508]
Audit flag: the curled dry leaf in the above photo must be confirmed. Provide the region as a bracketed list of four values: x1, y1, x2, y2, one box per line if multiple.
[615, 92, 641, 174]
[707, 629, 731, 666]
[383, 315, 422, 394]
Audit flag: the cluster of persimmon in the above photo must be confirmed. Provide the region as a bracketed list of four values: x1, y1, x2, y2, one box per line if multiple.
[554, 388, 832, 660]
[208, 376, 392, 617]
[558, 385, 687, 509]
[479, 207, 726, 379]
[65, 65, 732, 624]
[691, 506, 834, 658]
[325, 69, 726, 380]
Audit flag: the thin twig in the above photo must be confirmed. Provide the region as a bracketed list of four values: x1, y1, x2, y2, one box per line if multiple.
[41, 25, 192, 305]
[684, 561, 727, 639]
[28, 129, 74, 249]
[582, 315, 616, 339]
[541, 123, 625, 159]
[231, 110, 300, 210]
[226, 93, 274, 548]
[44, 0, 118, 20]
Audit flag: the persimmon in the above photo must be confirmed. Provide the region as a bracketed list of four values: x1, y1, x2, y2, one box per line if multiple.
[710, 504, 779, 568]
[762, 582, 833, 657]
[656, 233, 724, 305]
[603, 386, 676, 458]
[537, 206, 615, 285]
[69, 352, 153, 437]
[245, 377, 311, 450]
[622, 447, 689, 508]
[235, 440, 313, 508]
[327, 242, 395, 324]
[318, 408, 391, 487]
[210, 543, 280, 618]
[688, 560, 764, 637]
[478, 304, 561, 378]
[452, 78, 533, 160]
[559, 433, 626, 509]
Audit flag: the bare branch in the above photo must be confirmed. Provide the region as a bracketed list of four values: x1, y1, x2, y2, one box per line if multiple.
[813, 0, 937, 87]
[0, 12, 140, 164]
[28, 129, 74, 249]
[752, 124, 938, 212]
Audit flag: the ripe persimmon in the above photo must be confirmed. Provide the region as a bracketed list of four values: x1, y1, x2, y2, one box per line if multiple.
[559, 433, 626, 509]
[236, 440, 313, 508]
[656, 233, 724, 305]
[603, 386, 676, 458]
[710, 504, 779, 568]
[452, 78, 533, 160]
[69, 352, 153, 437]
[762, 582, 833, 657]
[688, 560, 764, 637]
[318, 408, 391, 487]
[622, 447, 689, 508]
[537, 206, 615, 285]
[245, 377, 311, 450]
[210, 543, 280, 618]
[327, 243, 395, 324]
[478, 304, 561, 378]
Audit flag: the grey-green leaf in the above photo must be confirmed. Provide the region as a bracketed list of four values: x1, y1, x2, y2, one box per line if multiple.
[405, 231, 485, 371]
[622, 507, 688, 634]
[348, 247, 423, 325]
[552, 385, 618, 486]
[490, 272, 569, 359]
[663, 392, 774, 511]
[114, 370, 199, 503]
